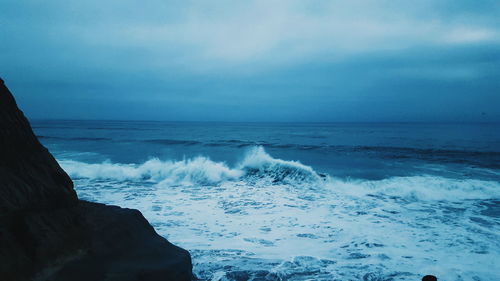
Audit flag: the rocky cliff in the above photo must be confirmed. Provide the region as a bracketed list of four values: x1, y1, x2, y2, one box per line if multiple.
[0, 78, 192, 281]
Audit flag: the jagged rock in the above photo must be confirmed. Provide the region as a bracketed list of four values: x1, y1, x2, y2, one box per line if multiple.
[0, 78, 192, 281]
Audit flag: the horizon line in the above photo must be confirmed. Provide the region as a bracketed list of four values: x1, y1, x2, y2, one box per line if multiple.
[27, 118, 500, 125]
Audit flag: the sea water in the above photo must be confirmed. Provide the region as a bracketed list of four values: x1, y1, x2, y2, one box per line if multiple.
[32, 120, 500, 281]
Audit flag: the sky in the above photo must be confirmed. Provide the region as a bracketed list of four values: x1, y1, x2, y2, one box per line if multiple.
[1, 0, 499, 122]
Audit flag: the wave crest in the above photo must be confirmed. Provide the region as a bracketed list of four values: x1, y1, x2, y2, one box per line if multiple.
[240, 146, 321, 184]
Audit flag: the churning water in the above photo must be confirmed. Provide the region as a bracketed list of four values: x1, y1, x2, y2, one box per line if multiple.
[33, 121, 500, 281]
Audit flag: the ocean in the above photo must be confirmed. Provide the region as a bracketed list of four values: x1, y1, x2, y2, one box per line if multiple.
[32, 120, 500, 281]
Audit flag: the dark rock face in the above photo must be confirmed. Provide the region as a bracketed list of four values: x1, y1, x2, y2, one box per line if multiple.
[50, 202, 192, 281]
[0, 78, 76, 213]
[0, 78, 192, 281]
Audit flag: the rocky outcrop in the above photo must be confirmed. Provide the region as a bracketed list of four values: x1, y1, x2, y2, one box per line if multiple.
[0, 78, 192, 281]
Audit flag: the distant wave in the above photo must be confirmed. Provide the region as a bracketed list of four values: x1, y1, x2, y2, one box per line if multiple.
[39, 134, 500, 159]
[34, 126, 154, 131]
[147, 140, 500, 169]
[144, 139, 202, 145]
[142, 138, 500, 156]
[142, 139, 500, 164]
[145, 139, 500, 167]
[59, 146, 499, 201]
[156, 142, 499, 169]
[38, 135, 112, 141]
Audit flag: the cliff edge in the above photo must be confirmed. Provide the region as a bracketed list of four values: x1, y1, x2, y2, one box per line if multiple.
[0, 78, 192, 281]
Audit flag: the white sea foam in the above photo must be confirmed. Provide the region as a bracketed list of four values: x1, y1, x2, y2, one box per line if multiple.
[330, 176, 500, 201]
[64, 146, 500, 281]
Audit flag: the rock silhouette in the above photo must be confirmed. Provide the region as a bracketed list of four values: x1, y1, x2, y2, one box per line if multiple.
[0, 78, 192, 281]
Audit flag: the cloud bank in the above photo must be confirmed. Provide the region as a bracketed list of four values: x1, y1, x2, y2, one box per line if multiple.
[1, 0, 499, 121]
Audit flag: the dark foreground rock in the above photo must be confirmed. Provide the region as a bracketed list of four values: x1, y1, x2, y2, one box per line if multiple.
[0, 78, 192, 281]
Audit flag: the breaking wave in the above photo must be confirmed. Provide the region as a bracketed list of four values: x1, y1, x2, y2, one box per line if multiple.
[60, 146, 500, 201]
[60, 146, 321, 186]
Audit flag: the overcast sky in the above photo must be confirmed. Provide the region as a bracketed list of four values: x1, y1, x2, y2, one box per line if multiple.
[1, 0, 499, 122]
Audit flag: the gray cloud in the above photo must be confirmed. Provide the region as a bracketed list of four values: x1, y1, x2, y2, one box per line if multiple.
[1, 0, 499, 121]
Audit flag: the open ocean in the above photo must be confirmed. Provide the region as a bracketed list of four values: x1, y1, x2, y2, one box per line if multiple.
[32, 120, 500, 281]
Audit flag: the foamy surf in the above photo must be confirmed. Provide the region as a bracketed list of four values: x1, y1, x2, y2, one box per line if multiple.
[330, 176, 500, 201]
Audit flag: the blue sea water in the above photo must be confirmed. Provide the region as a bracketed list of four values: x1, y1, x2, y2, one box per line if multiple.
[32, 120, 500, 281]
